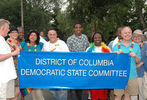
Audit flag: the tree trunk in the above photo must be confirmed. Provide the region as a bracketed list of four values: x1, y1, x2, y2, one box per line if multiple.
[136, 0, 146, 28]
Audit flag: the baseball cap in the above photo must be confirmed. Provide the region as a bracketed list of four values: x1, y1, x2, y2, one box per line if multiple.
[133, 29, 143, 35]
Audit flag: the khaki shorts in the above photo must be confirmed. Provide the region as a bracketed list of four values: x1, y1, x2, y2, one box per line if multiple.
[114, 78, 138, 96]
[143, 72, 147, 98]
[0, 80, 14, 99]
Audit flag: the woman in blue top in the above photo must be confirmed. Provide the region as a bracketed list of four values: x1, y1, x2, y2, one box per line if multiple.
[20, 30, 44, 100]
[21, 30, 43, 51]
[112, 26, 141, 100]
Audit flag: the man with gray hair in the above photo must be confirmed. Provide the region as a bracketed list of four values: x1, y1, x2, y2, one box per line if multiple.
[0, 19, 19, 100]
[113, 26, 141, 100]
[17, 27, 25, 43]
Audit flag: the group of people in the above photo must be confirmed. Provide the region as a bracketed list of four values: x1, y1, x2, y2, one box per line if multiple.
[0, 18, 147, 100]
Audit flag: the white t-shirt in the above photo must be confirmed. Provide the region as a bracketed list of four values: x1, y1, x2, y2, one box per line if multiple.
[43, 39, 69, 52]
[0, 36, 17, 87]
[86, 46, 102, 53]
[112, 37, 118, 48]
[40, 36, 47, 44]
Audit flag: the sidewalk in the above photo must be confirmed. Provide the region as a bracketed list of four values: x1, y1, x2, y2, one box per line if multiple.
[18, 89, 53, 100]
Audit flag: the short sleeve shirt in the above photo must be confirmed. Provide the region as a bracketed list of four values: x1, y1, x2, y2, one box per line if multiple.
[0, 36, 17, 85]
[67, 34, 89, 52]
[20, 42, 43, 51]
[112, 40, 141, 79]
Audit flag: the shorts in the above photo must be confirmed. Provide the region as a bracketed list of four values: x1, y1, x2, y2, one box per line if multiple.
[114, 78, 138, 96]
[0, 80, 15, 99]
[15, 78, 19, 87]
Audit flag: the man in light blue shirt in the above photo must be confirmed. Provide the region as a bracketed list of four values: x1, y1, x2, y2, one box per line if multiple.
[112, 26, 141, 100]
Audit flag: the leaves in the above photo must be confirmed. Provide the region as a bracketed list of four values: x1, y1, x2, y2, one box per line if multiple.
[57, 0, 147, 43]
[0, 0, 146, 43]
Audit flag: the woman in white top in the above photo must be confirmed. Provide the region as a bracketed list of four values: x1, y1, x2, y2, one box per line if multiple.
[86, 32, 111, 100]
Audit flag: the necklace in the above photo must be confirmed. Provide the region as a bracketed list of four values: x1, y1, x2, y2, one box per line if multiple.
[7, 38, 23, 51]
[27, 42, 37, 51]
[118, 39, 134, 53]
[89, 42, 110, 53]
[101, 42, 110, 52]
[140, 42, 143, 48]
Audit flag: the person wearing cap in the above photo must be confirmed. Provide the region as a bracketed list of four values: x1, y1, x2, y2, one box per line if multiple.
[132, 29, 145, 100]
[142, 31, 147, 99]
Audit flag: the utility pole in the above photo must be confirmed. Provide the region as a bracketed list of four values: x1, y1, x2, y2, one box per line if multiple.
[21, 0, 24, 28]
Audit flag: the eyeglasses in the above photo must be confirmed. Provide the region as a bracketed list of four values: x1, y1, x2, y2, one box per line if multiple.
[10, 31, 18, 33]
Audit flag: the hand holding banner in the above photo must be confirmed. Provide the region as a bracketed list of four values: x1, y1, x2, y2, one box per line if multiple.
[18, 51, 130, 89]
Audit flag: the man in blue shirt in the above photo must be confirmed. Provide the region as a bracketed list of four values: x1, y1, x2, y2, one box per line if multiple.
[113, 26, 141, 100]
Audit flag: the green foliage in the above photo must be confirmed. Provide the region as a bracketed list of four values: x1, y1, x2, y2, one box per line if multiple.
[23, 0, 52, 33]
[0, 0, 21, 26]
[0, 0, 53, 34]
[0, 0, 146, 43]
[57, 0, 146, 43]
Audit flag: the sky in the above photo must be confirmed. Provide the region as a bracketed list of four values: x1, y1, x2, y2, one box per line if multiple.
[61, 0, 69, 11]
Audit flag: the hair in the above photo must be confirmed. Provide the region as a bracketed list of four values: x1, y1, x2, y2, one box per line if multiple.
[0, 19, 10, 29]
[48, 28, 57, 32]
[74, 23, 82, 28]
[40, 31, 44, 34]
[8, 26, 18, 34]
[116, 27, 123, 34]
[26, 30, 40, 45]
[91, 32, 104, 42]
[17, 27, 25, 35]
[121, 26, 132, 34]
[48, 28, 58, 37]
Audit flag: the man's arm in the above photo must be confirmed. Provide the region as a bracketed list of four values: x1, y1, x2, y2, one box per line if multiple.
[0, 50, 19, 61]
[66, 38, 73, 52]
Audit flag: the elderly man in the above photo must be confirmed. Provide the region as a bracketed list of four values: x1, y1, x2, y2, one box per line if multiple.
[0, 19, 19, 100]
[17, 27, 25, 43]
[113, 26, 141, 100]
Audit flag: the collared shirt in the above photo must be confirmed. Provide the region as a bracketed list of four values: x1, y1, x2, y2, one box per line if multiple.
[67, 34, 89, 52]
[0, 36, 17, 87]
[112, 40, 141, 79]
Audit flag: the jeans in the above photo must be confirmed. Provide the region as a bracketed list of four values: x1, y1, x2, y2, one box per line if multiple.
[50, 89, 68, 100]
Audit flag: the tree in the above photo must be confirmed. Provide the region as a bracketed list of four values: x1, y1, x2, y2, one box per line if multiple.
[57, 0, 147, 43]
[0, 0, 54, 34]
[0, 0, 21, 26]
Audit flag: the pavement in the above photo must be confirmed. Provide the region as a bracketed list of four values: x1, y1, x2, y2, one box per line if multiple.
[18, 89, 53, 100]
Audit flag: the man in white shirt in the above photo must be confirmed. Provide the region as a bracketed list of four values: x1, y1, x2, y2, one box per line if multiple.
[108, 27, 122, 50]
[43, 28, 69, 100]
[0, 19, 19, 100]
